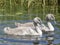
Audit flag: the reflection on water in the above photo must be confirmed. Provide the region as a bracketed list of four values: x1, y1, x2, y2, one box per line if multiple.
[0, 20, 60, 45]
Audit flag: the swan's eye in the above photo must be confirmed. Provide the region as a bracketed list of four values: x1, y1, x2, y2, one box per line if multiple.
[7, 28, 8, 30]
[38, 18, 40, 21]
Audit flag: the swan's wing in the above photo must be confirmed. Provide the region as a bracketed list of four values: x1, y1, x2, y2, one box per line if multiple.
[15, 22, 34, 27]
[41, 24, 49, 31]
[28, 27, 38, 35]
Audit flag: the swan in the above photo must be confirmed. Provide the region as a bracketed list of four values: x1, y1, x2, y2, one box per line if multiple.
[40, 14, 55, 32]
[46, 14, 55, 31]
[4, 17, 42, 37]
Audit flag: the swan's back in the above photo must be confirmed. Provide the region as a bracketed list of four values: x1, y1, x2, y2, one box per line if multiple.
[15, 22, 34, 27]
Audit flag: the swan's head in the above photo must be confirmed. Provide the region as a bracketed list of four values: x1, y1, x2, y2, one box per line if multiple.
[46, 14, 55, 21]
[4, 27, 10, 33]
[46, 14, 56, 24]
[33, 17, 42, 26]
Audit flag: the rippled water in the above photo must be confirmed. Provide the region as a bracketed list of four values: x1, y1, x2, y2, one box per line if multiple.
[0, 20, 60, 45]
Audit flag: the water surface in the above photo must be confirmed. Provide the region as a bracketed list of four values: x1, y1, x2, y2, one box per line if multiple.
[0, 20, 60, 45]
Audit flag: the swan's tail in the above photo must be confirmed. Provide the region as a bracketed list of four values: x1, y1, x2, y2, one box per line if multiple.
[4, 27, 10, 34]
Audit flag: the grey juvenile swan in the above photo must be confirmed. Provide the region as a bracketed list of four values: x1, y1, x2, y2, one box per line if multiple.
[4, 17, 42, 37]
[40, 14, 55, 32]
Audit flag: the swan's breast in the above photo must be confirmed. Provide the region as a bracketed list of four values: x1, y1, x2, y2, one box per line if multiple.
[47, 22, 54, 31]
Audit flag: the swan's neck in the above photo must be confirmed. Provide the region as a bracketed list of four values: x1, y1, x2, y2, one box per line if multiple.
[36, 26, 42, 36]
[47, 22, 54, 31]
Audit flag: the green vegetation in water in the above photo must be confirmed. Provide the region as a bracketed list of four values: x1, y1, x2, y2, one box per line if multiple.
[0, 0, 60, 21]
